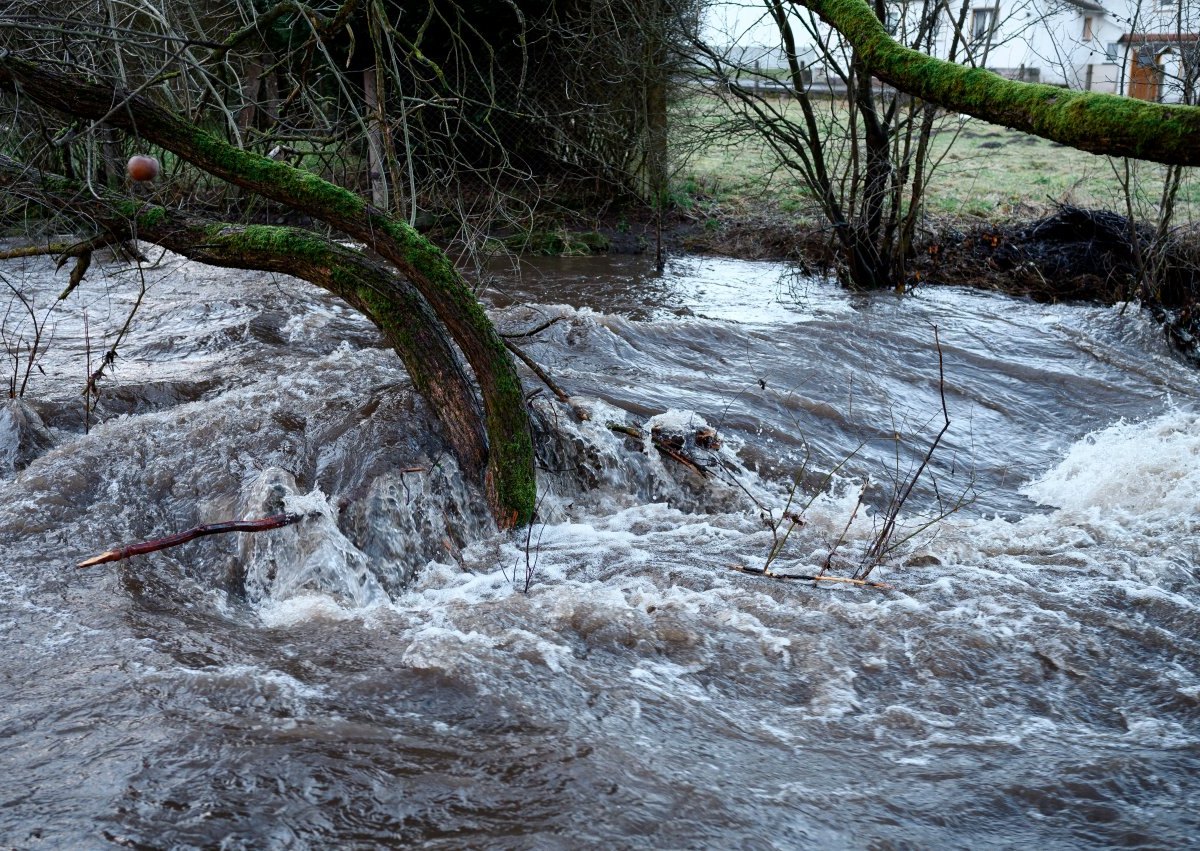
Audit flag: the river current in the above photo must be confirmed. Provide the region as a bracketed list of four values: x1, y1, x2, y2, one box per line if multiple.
[0, 250, 1197, 849]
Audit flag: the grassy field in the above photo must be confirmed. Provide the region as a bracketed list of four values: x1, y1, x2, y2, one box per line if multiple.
[672, 96, 1200, 227]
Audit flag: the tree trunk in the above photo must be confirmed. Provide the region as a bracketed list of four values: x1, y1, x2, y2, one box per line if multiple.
[0, 56, 536, 527]
[238, 59, 264, 133]
[363, 64, 390, 211]
[789, 0, 1200, 166]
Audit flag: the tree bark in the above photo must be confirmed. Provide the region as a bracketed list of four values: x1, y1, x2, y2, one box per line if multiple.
[0, 154, 490, 485]
[789, 0, 1200, 166]
[363, 64, 390, 211]
[0, 55, 535, 527]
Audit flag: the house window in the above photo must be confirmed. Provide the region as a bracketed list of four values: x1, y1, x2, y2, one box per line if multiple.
[971, 8, 996, 41]
[1105, 42, 1119, 62]
[1082, 17, 1093, 41]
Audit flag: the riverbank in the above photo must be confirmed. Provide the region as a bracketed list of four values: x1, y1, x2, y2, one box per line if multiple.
[514, 200, 1200, 365]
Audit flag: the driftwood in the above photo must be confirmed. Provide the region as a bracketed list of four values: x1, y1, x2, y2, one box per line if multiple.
[77, 513, 310, 569]
[729, 563, 892, 590]
[607, 422, 711, 478]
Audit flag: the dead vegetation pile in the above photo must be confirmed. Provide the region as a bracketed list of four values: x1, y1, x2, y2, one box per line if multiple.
[909, 204, 1199, 361]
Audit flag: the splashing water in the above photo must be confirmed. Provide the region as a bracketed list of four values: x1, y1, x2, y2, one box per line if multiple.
[0, 251, 1196, 848]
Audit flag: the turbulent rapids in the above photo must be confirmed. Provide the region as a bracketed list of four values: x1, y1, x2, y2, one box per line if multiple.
[0, 250, 1197, 848]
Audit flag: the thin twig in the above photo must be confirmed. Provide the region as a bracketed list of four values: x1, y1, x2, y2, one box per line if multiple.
[520, 491, 548, 593]
[83, 307, 92, 433]
[822, 482, 865, 575]
[85, 259, 150, 398]
[861, 326, 951, 577]
[1, 271, 52, 398]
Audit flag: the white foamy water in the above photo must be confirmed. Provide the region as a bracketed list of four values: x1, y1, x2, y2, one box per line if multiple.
[1024, 410, 1200, 522]
[0, 251, 1196, 848]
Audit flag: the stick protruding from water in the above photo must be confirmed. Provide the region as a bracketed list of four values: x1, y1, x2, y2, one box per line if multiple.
[76, 512, 309, 568]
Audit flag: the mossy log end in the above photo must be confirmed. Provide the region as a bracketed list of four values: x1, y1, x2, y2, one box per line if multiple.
[0, 154, 489, 489]
[791, 0, 1200, 166]
[0, 56, 535, 526]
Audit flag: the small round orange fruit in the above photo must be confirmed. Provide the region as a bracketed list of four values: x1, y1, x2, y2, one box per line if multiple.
[126, 155, 160, 182]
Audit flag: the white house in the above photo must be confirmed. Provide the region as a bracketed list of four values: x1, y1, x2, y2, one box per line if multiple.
[707, 0, 1198, 103]
[925, 0, 1199, 101]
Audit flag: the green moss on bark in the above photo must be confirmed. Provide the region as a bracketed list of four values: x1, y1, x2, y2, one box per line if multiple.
[800, 0, 1200, 164]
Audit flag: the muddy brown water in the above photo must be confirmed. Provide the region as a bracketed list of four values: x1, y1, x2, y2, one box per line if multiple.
[1, 251, 1197, 849]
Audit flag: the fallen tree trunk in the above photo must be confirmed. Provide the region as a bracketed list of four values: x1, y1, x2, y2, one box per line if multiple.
[789, 0, 1200, 166]
[0, 55, 535, 527]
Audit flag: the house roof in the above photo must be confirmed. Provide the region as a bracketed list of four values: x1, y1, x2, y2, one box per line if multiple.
[1119, 31, 1200, 44]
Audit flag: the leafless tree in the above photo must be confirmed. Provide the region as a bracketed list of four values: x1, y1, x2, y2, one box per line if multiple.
[683, 0, 980, 289]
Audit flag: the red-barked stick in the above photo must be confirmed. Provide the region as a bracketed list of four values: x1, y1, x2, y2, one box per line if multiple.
[77, 512, 309, 569]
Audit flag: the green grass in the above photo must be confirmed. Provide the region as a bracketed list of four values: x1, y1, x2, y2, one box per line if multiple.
[924, 121, 1200, 220]
[672, 95, 1200, 226]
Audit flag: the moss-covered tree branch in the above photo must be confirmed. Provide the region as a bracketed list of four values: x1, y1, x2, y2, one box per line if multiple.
[0, 153, 491, 488]
[0, 54, 535, 526]
[790, 0, 1200, 166]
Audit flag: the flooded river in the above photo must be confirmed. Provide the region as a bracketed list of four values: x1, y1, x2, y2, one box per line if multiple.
[0, 251, 1197, 848]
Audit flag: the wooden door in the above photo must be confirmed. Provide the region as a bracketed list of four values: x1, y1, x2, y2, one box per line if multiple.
[1128, 52, 1162, 101]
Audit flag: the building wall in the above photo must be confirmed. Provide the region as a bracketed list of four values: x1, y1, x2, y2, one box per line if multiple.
[927, 0, 1196, 97]
[928, 0, 1125, 88]
[707, 0, 1197, 101]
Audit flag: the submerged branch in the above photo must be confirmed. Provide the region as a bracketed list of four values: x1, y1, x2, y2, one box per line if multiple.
[501, 316, 566, 339]
[729, 563, 892, 590]
[504, 338, 571, 404]
[608, 422, 710, 478]
[502, 338, 596, 423]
